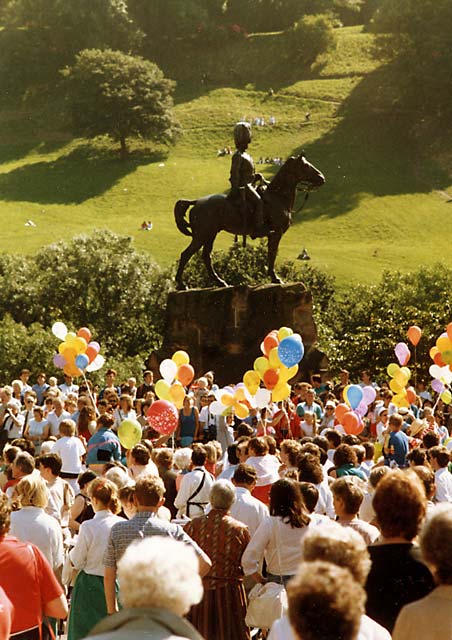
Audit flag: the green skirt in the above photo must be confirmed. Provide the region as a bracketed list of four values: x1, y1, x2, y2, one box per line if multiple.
[67, 571, 108, 640]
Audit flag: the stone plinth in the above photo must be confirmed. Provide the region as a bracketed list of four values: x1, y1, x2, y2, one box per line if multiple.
[153, 283, 326, 386]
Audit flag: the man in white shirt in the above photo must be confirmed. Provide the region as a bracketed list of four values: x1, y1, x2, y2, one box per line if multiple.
[429, 446, 452, 503]
[59, 374, 79, 396]
[46, 398, 71, 437]
[231, 464, 268, 536]
[174, 445, 214, 518]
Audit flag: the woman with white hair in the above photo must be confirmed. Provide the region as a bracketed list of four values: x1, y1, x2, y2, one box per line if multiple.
[185, 479, 251, 640]
[84, 537, 204, 640]
[174, 447, 193, 491]
[392, 504, 452, 640]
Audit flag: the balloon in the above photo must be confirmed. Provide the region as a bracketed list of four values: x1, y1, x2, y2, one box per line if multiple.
[254, 357, 270, 378]
[441, 350, 452, 365]
[394, 371, 408, 387]
[431, 379, 445, 394]
[118, 419, 142, 450]
[437, 336, 452, 352]
[172, 351, 190, 367]
[434, 353, 446, 367]
[429, 364, 444, 380]
[278, 327, 293, 341]
[387, 363, 399, 377]
[155, 379, 171, 401]
[235, 402, 249, 420]
[53, 354, 66, 368]
[160, 359, 178, 384]
[244, 370, 260, 395]
[177, 364, 195, 387]
[169, 382, 185, 409]
[88, 341, 101, 354]
[278, 334, 304, 368]
[406, 387, 417, 404]
[447, 323, 452, 342]
[279, 364, 298, 383]
[390, 379, 404, 394]
[65, 332, 77, 345]
[263, 333, 279, 356]
[441, 390, 452, 405]
[355, 401, 368, 417]
[255, 388, 271, 409]
[73, 337, 88, 355]
[407, 326, 422, 346]
[342, 411, 361, 435]
[430, 347, 439, 360]
[77, 327, 92, 343]
[146, 400, 178, 435]
[263, 368, 279, 390]
[85, 354, 105, 373]
[394, 342, 410, 366]
[344, 384, 363, 410]
[220, 392, 235, 407]
[209, 401, 226, 416]
[75, 353, 89, 371]
[272, 382, 291, 403]
[62, 347, 77, 363]
[361, 386, 376, 405]
[335, 403, 349, 422]
[268, 347, 282, 369]
[52, 322, 68, 341]
[85, 346, 97, 363]
[400, 367, 411, 380]
[234, 385, 247, 402]
[64, 363, 81, 377]
[392, 394, 409, 408]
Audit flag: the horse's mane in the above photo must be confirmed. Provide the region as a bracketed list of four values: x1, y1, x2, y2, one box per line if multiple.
[266, 157, 295, 193]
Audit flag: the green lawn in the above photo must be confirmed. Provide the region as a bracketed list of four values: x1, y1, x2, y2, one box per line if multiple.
[1, 26, 451, 287]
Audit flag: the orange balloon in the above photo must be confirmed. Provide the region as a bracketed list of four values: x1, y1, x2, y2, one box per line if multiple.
[77, 327, 92, 343]
[406, 387, 417, 404]
[263, 368, 279, 390]
[342, 411, 363, 435]
[85, 346, 97, 363]
[263, 333, 279, 356]
[334, 403, 349, 422]
[447, 323, 452, 342]
[407, 325, 422, 346]
[434, 352, 446, 367]
[177, 364, 194, 387]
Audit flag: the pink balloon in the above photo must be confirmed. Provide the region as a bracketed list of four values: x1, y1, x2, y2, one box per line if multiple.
[361, 386, 376, 405]
[431, 379, 445, 394]
[146, 400, 178, 436]
[355, 400, 368, 417]
[53, 354, 66, 369]
[88, 341, 101, 354]
[394, 342, 410, 366]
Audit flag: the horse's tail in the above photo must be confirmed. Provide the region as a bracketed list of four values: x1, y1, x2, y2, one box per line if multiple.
[174, 199, 196, 236]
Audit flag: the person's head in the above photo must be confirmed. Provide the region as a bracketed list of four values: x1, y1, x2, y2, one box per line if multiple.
[428, 446, 450, 470]
[59, 419, 76, 438]
[270, 479, 310, 528]
[173, 447, 192, 471]
[37, 453, 62, 479]
[373, 469, 426, 541]
[248, 436, 269, 457]
[333, 444, 357, 468]
[324, 429, 341, 449]
[411, 465, 436, 501]
[0, 493, 11, 537]
[298, 482, 319, 514]
[312, 435, 329, 454]
[352, 445, 365, 465]
[155, 448, 174, 470]
[236, 438, 250, 463]
[288, 561, 364, 640]
[420, 504, 452, 585]
[143, 370, 153, 384]
[209, 479, 235, 511]
[77, 469, 97, 492]
[280, 440, 302, 467]
[232, 463, 257, 489]
[204, 441, 219, 464]
[105, 368, 117, 385]
[362, 441, 375, 461]
[23, 394, 36, 411]
[117, 537, 203, 615]
[19, 369, 30, 383]
[32, 406, 44, 421]
[15, 474, 48, 508]
[89, 477, 121, 514]
[236, 423, 254, 438]
[104, 465, 131, 491]
[119, 394, 133, 412]
[388, 413, 403, 431]
[264, 435, 277, 456]
[134, 475, 165, 508]
[96, 413, 115, 431]
[406, 448, 428, 467]
[2, 446, 19, 466]
[52, 397, 64, 414]
[297, 453, 323, 485]
[331, 477, 365, 517]
[191, 444, 207, 467]
[12, 452, 35, 479]
[368, 465, 390, 489]
[130, 443, 150, 466]
[422, 432, 440, 450]
[302, 520, 371, 585]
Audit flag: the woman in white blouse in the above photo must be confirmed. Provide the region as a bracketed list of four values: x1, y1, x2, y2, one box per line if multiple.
[67, 477, 123, 640]
[242, 479, 311, 586]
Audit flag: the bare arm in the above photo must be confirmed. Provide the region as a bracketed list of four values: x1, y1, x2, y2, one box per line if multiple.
[104, 566, 118, 614]
[198, 551, 212, 578]
[194, 407, 200, 440]
[43, 593, 68, 619]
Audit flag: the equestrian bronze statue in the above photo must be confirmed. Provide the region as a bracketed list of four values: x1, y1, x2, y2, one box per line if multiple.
[175, 122, 325, 290]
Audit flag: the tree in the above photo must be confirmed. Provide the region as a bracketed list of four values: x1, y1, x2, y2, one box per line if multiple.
[62, 49, 179, 158]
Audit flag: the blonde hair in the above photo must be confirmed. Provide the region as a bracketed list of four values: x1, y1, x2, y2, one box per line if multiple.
[118, 537, 203, 615]
[59, 419, 76, 437]
[16, 474, 48, 508]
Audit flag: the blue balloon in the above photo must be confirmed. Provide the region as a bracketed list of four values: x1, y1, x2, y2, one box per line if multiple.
[75, 353, 89, 371]
[346, 384, 364, 410]
[278, 334, 304, 368]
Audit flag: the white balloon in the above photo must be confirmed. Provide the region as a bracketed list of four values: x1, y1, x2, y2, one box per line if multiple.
[255, 388, 271, 409]
[86, 354, 105, 372]
[159, 358, 178, 383]
[52, 321, 67, 341]
[210, 400, 226, 416]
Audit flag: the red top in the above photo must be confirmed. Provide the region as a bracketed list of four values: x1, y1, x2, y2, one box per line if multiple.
[0, 536, 63, 634]
[0, 586, 13, 639]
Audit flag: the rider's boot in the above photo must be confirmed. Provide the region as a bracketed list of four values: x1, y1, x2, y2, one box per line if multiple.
[250, 200, 268, 239]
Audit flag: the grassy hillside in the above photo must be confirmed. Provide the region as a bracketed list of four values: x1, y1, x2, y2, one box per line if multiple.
[0, 26, 451, 287]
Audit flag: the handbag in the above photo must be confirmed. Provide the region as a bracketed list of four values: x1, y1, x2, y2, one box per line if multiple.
[245, 518, 288, 630]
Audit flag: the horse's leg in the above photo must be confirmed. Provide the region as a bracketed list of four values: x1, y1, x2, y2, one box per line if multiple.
[175, 237, 203, 290]
[202, 238, 227, 287]
[267, 232, 284, 284]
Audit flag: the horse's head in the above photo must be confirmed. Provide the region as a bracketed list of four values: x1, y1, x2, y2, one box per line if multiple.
[289, 153, 325, 190]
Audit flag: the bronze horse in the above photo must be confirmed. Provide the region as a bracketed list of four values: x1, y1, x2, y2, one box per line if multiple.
[174, 154, 325, 289]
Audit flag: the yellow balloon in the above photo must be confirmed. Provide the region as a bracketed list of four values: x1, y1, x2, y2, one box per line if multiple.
[278, 326, 293, 341]
[268, 347, 282, 369]
[65, 332, 77, 345]
[390, 379, 403, 394]
[235, 387, 247, 402]
[437, 336, 452, 352]
[272, 382, 291, 403]
[394, 371, 408, 387]
[244, 370, 261, 394]
[392, 394, 409, 408]
[254, 357, 270, 378]
[58, 342, 68, 355]
[155, 379, 171, 401]
[400, 367, 411, 380]
[172, 350, 190, 367]
[441, 390, 452, 405]
[279, 364, 298, 383]
[118, 419, 142, 450]
[73, 337, 87, 355]
[169, 382, 185, 404]
[221, 393, 234, 407]
[235, 402, 249, 420]
[387, 363, 400, 377]
[342, 385, 351, 405]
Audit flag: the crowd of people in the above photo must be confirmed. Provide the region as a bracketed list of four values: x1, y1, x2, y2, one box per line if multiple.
[0, 364, 452, 640]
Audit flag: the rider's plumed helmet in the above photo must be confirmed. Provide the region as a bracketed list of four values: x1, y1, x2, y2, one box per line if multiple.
[233, 121, 252, 148]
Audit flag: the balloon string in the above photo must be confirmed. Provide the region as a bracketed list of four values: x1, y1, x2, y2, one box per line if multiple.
[82, 370, 100, 417]
[414, 345, 417, 391]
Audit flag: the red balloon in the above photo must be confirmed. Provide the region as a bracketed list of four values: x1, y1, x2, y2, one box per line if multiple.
[263, 332, 279, 356]
[77, 327, 92, 343]
[177, 364, 194, 387]
[342, 411, 363, 435]
[434, 352, 446, 367]
[85, 346, 97, 363]
[334, 403, 349, 422]
[263, 368, 279, 390]
[147, 400, 178, 435]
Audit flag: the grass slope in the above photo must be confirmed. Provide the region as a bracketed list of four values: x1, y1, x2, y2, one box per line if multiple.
[0, 26, 451, 287]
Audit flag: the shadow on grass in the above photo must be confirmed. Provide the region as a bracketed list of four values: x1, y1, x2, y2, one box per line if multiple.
[286, 64, 451, 221]
[0, 143, 168, 205]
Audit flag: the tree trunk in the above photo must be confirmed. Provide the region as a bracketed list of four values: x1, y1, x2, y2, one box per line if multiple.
[119, 135, 129, 160]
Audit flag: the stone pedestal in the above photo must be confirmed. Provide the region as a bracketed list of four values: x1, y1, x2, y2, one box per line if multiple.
[152, 283, 327, 386]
